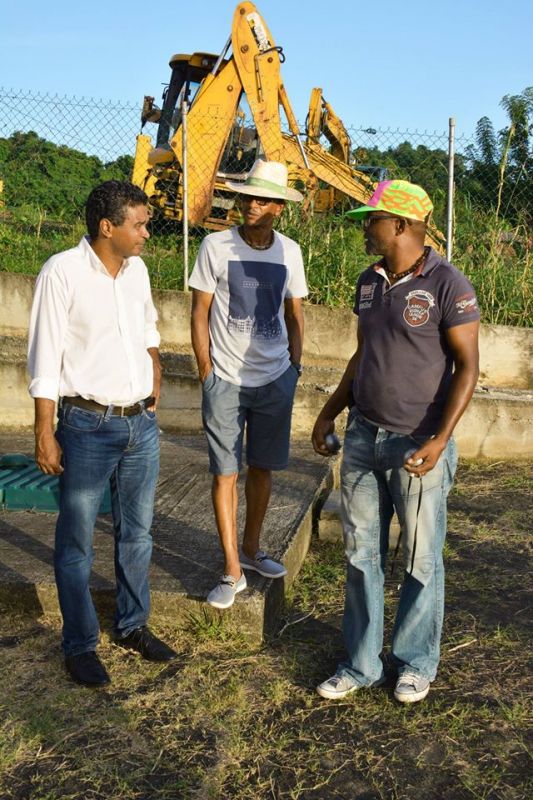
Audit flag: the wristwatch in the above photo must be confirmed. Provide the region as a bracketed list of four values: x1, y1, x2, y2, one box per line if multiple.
[291, 361, 303, 377]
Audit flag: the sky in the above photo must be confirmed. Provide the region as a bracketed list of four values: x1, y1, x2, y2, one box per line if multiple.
[0, 0, 531, 140]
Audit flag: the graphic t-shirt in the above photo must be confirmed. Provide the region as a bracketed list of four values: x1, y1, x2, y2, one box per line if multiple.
[352, 248, 480, 436]
[189, 227, 308, 386]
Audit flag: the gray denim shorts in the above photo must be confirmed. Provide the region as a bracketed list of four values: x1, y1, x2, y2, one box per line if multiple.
[201, 365, 299, 475]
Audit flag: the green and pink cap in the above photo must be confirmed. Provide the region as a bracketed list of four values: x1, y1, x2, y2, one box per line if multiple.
[346, 179, 433, 222]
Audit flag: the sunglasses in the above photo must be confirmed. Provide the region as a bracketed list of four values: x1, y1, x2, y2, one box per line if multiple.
[239, 195, 284, 206]
[362, 215, 400, 229]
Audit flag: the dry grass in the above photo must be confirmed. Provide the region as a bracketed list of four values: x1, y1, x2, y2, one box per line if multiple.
[0, 460, 531, 799]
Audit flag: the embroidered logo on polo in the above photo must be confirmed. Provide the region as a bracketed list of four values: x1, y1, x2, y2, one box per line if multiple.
[360, 284, 376, 301]
[403, 289, 435, 327]
[454, 294, 478, 314]
[359, 283, 377, 310]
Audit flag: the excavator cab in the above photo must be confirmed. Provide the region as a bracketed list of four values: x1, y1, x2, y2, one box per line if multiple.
[152, 53, 219, 150]
[135, 48, 261, 227]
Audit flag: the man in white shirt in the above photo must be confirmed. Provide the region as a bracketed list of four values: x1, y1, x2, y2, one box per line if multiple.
[189, 160, 308, 609]
[28, 180, 176, 686]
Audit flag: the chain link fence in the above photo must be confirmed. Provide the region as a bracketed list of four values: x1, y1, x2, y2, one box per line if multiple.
[0, 88, 531, 324]
[1, 87, 531, 229]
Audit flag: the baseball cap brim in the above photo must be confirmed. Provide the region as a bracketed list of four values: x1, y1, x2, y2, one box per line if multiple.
[344, 205, 376, 220]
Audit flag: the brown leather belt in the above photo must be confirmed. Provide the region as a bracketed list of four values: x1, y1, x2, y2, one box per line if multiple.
[61, 395, 154, 417]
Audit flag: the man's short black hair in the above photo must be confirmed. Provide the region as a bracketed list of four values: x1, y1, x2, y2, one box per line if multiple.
[85, 181, 148, 239]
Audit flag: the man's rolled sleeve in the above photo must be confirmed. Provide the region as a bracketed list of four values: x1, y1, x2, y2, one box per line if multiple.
[144, 295, 161, 349]
[27, 270, 69, 401]
[143, 268, 161, 348]
[28, 376, 62, 402]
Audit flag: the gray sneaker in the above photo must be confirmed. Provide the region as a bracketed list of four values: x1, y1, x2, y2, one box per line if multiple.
[317, 673, 386, 700]
[207, 573, 247, 609]
[317, 673, 360, 699]
[394, 671, 430, 703]
[239, 549, 287, 579]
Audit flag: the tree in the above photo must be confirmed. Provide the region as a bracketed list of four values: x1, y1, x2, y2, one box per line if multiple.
[462, 87, 532, 223]
[0, 132, 134, 220]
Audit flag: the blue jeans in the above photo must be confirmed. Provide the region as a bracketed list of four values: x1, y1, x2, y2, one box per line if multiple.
[54, 404, 160, 656]
[338, 409, 457, 686]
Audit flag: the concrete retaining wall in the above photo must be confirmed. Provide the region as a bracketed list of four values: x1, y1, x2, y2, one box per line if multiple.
[2, 271, 531, 388]
[1, 271, 532, 457]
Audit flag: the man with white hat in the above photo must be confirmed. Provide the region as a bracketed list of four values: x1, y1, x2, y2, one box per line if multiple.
[312, 179, 480, 704]
[189, 160, 308, 608]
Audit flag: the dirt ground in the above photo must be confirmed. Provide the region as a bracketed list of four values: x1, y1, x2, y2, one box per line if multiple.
[0, 460, 531, 799]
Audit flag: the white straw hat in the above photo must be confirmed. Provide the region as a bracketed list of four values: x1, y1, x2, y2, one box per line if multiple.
[225, 159, 303, 202]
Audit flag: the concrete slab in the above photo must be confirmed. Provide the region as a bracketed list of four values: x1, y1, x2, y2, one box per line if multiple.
[0, 432, 332, 642]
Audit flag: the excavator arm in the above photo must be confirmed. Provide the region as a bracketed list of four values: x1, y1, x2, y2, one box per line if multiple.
[169, 57, 243, 223]
[231, 2, 286, 161]
[131, 0, 445, 250]
[307, 88, 351, 164]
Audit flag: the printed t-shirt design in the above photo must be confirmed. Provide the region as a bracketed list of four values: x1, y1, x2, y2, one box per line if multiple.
[227, 260, 286, 340]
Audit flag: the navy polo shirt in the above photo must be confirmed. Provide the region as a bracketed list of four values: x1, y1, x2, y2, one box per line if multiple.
[353, 247, 480, 436]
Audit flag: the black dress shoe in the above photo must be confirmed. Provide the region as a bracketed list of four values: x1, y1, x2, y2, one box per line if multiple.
[65, 651, 111, 687]
[115, 626, 177, 662]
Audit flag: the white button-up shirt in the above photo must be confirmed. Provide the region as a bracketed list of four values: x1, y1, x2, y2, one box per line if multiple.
[28, 236, 160, 406]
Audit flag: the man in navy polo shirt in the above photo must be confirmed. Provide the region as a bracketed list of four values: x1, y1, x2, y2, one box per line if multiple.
[312, 180, 480, 704]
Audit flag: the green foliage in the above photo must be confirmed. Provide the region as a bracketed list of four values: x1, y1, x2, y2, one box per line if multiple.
[453, 194, 532, 327]
[0, 131, 133, 220]
[0, 105, 531, 326]
[1, 200, 531, 326]
[279, 204, 367, 307]
[464, 87, 533, 222]
[0, 206, 84, 272]
[354, 140, 457, 223]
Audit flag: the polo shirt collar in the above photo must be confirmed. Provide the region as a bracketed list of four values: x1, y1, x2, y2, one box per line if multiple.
[418, 246, 444, 276]
[372, 247, 444, 280]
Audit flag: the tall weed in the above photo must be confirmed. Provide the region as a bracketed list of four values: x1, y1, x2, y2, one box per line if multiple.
[454, 195, 532, 326]
[1, 203, 530, 326]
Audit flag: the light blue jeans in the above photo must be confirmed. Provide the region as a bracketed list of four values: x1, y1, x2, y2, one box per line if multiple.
[338, 409, 457, 686]
[54, 404, 160, 656]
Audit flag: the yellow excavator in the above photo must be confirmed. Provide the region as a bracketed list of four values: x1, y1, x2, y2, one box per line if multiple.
[132, 1, 444, 249]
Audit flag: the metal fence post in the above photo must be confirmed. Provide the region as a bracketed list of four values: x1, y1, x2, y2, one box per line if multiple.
[446, 117, 456, 262]
[182, 99, 189, 291]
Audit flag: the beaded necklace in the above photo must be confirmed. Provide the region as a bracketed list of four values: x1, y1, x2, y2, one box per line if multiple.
[238, 226, 274, 251]
[384, 247, 428, 282]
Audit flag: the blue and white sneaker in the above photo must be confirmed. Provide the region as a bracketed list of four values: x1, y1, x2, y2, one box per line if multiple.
[207, 573, 247, 609]
[240, 549, 287, 579]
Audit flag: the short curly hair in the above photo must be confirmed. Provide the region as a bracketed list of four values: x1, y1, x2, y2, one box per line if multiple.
[85, 181, 148, 239]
